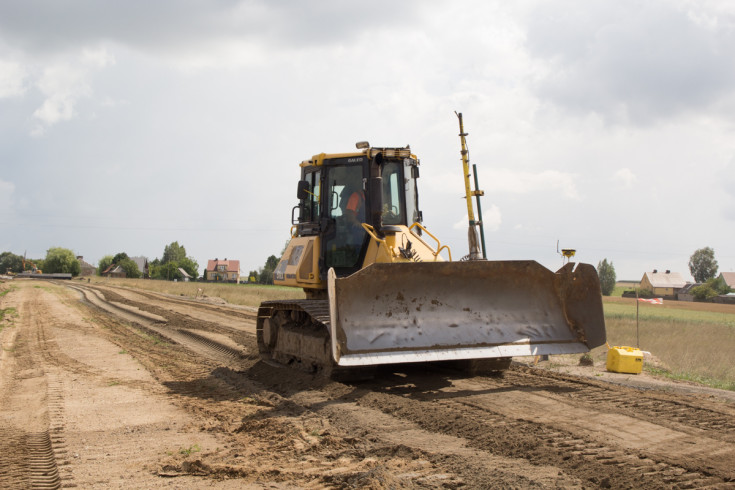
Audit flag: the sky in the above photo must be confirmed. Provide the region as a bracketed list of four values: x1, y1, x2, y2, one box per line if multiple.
[1, 0, 735, 281]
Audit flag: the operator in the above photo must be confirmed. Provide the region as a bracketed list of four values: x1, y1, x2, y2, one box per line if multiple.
[343, 184, 366, 253]
[344, 187, 365, 229]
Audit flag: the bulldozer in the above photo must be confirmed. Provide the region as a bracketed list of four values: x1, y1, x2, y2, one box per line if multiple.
[257, 135, 606, 378]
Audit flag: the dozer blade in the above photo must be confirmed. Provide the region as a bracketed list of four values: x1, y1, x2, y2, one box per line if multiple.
[328, 261, 606, 367]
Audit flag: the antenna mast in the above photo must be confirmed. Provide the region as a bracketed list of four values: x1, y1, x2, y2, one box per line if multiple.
[456, 112, 487, 259]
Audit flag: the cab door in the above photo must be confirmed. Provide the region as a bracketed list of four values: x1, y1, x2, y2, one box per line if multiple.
[321, 162, 368, 277]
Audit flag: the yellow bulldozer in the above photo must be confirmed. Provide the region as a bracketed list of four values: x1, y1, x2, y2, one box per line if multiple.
[257, 123, 606, 379]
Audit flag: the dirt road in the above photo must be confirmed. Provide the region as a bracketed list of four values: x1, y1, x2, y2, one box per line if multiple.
[1, 279, 734, 488]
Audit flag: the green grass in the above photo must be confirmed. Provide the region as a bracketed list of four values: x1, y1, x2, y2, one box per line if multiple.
[604, 302, 735, 326]
[610, 285, 633, 297]
[645, 366, 735, 391]
[0, 307, 17, 323]
[179, 444, 201, 456]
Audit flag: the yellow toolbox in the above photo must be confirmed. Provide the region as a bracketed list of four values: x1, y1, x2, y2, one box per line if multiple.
[606, 346, 643, 374]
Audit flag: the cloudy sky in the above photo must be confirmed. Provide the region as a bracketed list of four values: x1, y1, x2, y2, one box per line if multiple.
[2, 0, 734, 281]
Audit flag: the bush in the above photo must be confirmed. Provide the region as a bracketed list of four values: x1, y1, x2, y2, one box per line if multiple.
[691, 284, 718, 302]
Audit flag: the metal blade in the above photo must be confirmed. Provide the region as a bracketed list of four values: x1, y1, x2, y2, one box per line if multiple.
[328, 261, 606, 366]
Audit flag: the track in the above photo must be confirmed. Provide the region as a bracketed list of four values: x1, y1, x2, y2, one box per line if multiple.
[2, 279, 735, 488]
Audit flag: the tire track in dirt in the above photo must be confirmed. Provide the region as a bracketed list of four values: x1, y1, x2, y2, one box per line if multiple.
[70, 283, 257, 357]
[26, 282, 250, 488]
[0, 286, 66, 489]
[68, 284, 545, 486]
[57, 280, 735, 488]
[507, 366, 735, 442]
[348, 367, 735, 488]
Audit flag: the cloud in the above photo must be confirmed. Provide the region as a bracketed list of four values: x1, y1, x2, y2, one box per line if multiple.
[452, 204, 502, 233]
[0, 1, 424, 62]
[482, 204, 502, 232]
[486, 168, 580, 200]
[525, 0, 735, 124]
[0, 179, 15, 211]
[31, 62, 91, 130]
[81, 46, 115, 68]
[613, 168, 637, 189]
[0, 59, 27, 98]
[720, 157, 735, 220]
[29, 47, 116, 133]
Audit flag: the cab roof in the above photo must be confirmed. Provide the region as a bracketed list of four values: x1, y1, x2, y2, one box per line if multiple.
[300, 146, 416, 167]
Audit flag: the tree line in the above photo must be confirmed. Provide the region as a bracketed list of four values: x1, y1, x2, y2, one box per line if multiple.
[595, 246, 731, 300]
[0, 242, 199, 280]
[98, 241, 199, 280]
[1, 242, 283, 285]
[1, 248, 81, 276]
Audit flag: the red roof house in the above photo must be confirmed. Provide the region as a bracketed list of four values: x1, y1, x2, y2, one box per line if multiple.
[205, 258, 240, 283]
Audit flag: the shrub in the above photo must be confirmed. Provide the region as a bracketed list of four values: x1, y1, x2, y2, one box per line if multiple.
[691, 284, 718, 302]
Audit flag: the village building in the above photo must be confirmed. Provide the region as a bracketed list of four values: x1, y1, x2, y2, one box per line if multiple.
[719, 272, 735, 290]
[76, 256, 97, 277]
[205, 258, 240, 283]
[130, 256, 149, 278]
[101, 264, 127, 278]
[639, 270, 687, 298]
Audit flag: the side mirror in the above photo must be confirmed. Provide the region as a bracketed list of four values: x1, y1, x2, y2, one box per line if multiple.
[411, 165, 419, 179]
[297, 180, 310, 200]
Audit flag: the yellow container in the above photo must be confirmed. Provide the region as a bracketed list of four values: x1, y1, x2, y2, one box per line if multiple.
[606, 346, 643, 374]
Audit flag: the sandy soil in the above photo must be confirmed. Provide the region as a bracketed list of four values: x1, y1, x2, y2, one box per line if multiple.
[1, 279, 735, 488]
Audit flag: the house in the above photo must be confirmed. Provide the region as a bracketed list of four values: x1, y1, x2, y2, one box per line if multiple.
[101, 264, 126, 278]
[178, 267, 192, 282]
[130, 256, 149, 278]
[719, 272, 735, 290]
[76, 256, 96, 277]
[205, 258, 240, 283]
[640, 270, 687, 298]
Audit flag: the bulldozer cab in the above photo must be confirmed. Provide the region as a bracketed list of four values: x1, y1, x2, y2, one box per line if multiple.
[295, 149, 422, 279]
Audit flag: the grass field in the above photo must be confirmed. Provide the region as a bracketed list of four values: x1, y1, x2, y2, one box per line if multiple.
[598, 297, 735, 390]
[81, 277, 735, 391]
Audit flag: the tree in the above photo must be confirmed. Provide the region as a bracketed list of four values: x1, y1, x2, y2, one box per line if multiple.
[710, 276, 733, 295]
[248, 270, 259, 283]
[692, 276, 733, 301]
[691, 284, 718, 302]
[179, 256, 199, 279]
[162, 242, 187, 264]
[117, 258, 141, 279]
[596, 259, 616, 296]
[97, 255, 114, 275]
[112, 252, 129, 264]
[156, 262, 182, 281]
[688, 247, 718, 283]
[0, 252, 24, 274]
[258, 255, 280, 285]
[43, 247, 81, 276]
